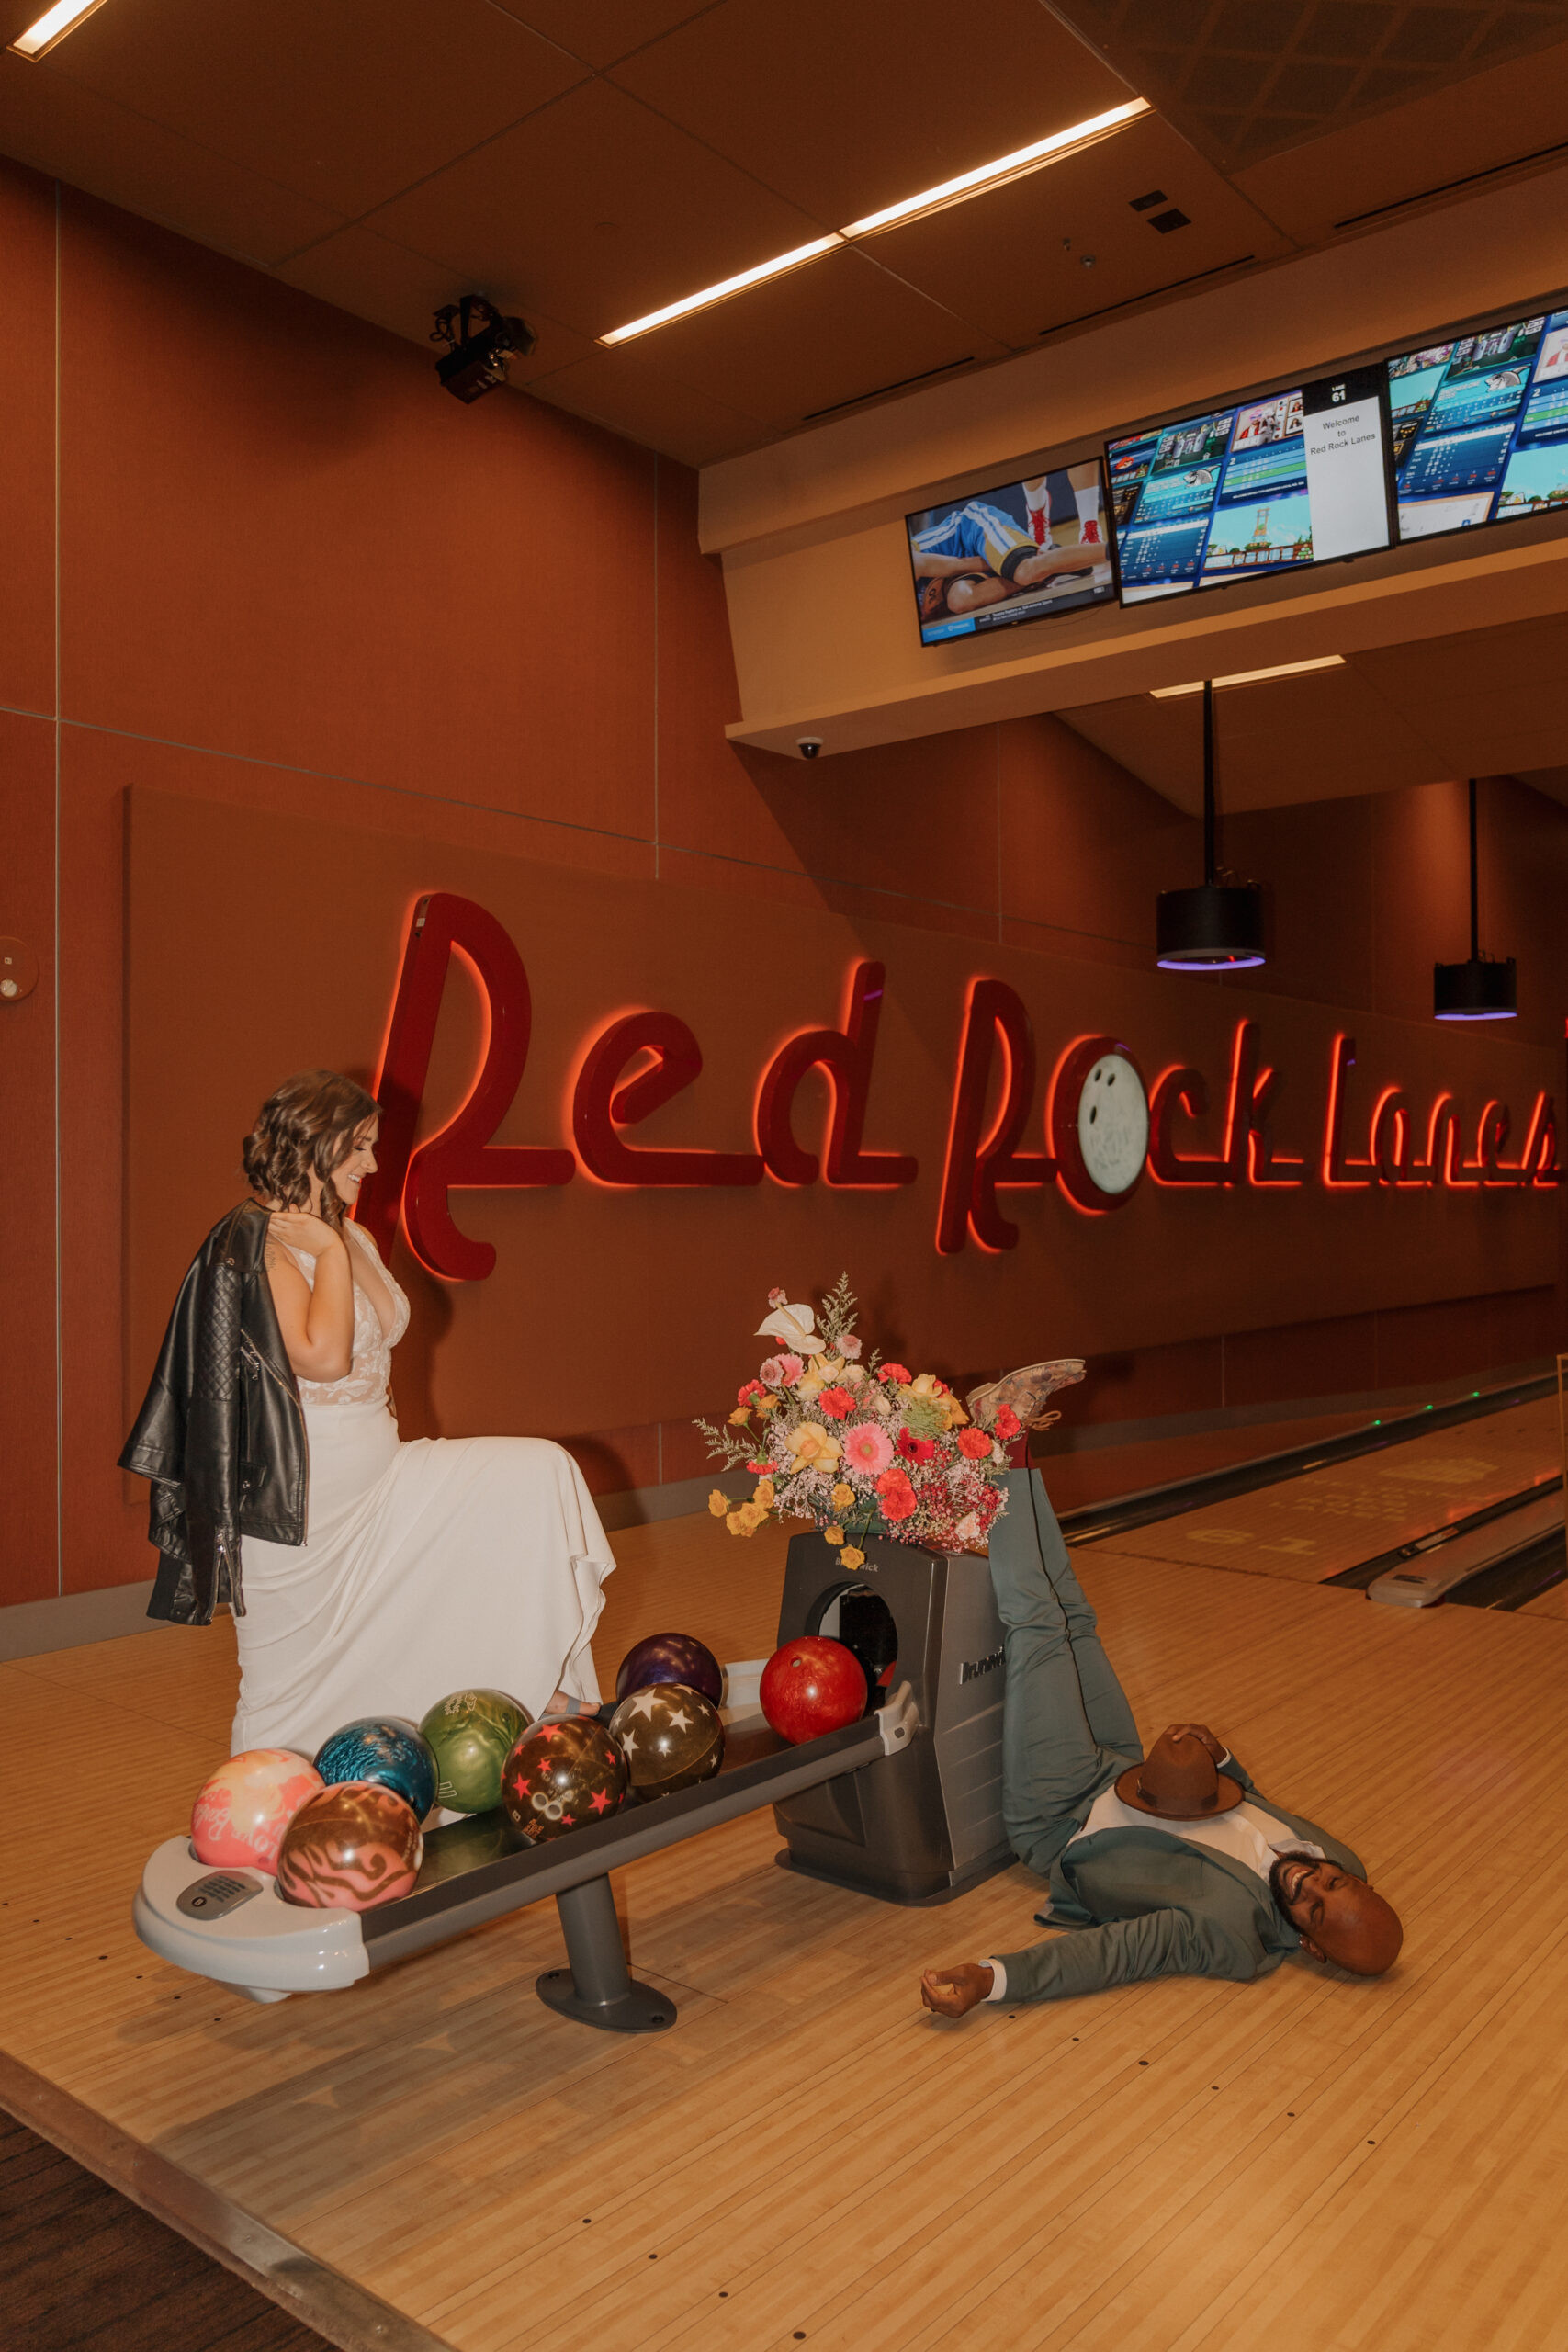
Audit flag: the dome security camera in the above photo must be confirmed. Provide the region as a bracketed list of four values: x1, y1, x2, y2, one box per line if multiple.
[797, 738, 823, 760]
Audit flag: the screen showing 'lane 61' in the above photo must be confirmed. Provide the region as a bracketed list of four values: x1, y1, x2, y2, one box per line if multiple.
[1387, 308, 1568, 541]
[1105, 365, 1393, 603]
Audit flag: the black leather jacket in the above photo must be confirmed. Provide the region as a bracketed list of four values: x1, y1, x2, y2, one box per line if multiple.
[119, 1201, 308, 1624]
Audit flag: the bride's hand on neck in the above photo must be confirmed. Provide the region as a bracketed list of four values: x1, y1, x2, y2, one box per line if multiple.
[265, 1207, 344, 1259]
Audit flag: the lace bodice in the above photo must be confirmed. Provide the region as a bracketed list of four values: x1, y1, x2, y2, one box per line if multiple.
[282, 1223, 411, 1408]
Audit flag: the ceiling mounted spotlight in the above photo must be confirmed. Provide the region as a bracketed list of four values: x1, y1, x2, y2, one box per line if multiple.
[1156, 680, 1266, 972]
[1434, 778, 1517, 1020]
[431, 296, 535, 403]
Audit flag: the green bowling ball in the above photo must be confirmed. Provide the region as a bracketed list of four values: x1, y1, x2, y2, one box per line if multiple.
[418, 1688, 533, 1814]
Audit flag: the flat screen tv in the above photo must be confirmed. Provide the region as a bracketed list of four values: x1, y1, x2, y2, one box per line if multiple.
[906, 459, 1116, 645]
[1105, 364, 1394, 602]
[1387, 307, 1568, 540]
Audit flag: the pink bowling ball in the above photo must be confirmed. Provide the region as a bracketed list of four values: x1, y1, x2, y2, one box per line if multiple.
[275, 1781, 423, 1912]
[191, 1748, 324, 1874]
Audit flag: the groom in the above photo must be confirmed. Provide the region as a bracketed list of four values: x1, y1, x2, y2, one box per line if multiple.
[921, 1472, 1402, 2017]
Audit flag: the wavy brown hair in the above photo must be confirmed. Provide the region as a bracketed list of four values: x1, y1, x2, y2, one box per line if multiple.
[242, 1070, 380, 1228]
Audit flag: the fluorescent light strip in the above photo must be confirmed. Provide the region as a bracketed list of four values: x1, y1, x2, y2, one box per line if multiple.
[600, 235, 845, 345]
[842, 99, 1151, 237]
[1151, 657, 1346, 699]
[9, 0, 110, 58]
[599, 97, 1149, 346]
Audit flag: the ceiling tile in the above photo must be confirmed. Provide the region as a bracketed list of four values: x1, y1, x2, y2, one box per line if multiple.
[527, 345, 768, 466]
[856, 112, 1288, 353]
[364, 77, 828, 339]
[493, 1, 720, 70]
[1063, 663, 1450, 810]
[617, 243, 1006, 426]
[28, 0, 587, 220]
[606, 0, 1131, 225]
[0, 52, 344, 267]
[274, 226, 595, 382]
[1232, 39, 1568, 240]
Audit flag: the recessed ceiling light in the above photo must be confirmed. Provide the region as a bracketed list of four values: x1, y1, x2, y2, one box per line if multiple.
[8, 0, 111, 59]
[840, 99, 1151, 238]
[600, 235, 845, 345]
[1151, 656, 1345, 699]
[599, 99, 1150, 346]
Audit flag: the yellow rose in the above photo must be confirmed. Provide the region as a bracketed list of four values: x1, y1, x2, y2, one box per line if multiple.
[726, 1509, 747, 1536]
[707, 1489, 729, 1519]
[789, 1421, 842, 1470]
[824, 1524, 844, 1546]
[734, 1499, 766, 1534]
[728, 1405, 750, 1425]
[840, 1545, 865, 1570]
[753, 1478, 775, 1508]
[830, 1481, 855, 1514]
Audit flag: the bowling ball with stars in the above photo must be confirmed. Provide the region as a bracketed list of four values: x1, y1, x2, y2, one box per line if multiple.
[500, 1718, 628, 1844]
[608, 1682, 725, 1799]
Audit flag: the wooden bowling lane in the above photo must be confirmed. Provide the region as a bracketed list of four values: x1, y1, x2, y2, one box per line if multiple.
[6, 1533, 1568, 2351]
[1075, 1395, 1562, 1586]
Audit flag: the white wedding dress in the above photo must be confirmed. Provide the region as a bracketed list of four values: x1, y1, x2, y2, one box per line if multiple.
[231, 1223, 615, 1758]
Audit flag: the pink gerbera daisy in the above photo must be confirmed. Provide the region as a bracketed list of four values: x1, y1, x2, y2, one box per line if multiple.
[841, 1422, 895, 1479]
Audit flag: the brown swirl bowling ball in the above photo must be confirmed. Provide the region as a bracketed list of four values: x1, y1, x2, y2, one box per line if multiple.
[275, 1781, 423, 1911]
[608, 1682, 725, 1799]
[500, 1719, 627, 1845]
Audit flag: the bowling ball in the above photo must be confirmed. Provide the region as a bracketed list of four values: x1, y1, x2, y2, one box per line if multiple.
[275, 1781, 423, 1911]
[760, 1636, 867, 1745]
[500, 1719, 627, 1845]
[615, 1631, 723, 1708]
[313, 1717, 438, 1820]
[191, 1749, 323, 1874]
[609, 1683, 724, 1800]
[418, 1688, 533, 1815]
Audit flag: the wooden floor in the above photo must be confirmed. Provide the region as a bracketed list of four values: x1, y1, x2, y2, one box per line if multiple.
[1, 2107, 332, 2352]
[4, 1503, 1567, 2351]
[1079, 1396, 1562, 1584]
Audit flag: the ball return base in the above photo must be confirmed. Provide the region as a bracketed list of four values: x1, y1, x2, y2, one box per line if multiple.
[535, 1875, 673, 2033]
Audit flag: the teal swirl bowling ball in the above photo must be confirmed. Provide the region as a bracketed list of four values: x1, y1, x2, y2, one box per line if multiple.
[312, 1718, 438, 1821]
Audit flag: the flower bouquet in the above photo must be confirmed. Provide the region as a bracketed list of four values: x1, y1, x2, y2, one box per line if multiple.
[695, 1277, 1023, 1571]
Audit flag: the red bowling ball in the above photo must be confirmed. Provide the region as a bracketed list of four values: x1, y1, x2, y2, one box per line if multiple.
[760, 1636, 868, 1745]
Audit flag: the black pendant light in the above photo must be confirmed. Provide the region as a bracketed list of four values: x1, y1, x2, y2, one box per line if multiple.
[1434, 778, 1516, 1020]
[1156, 680, 1266, 970]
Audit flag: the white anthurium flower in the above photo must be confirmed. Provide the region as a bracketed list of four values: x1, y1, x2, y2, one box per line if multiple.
[756, 1300, 821, 1355]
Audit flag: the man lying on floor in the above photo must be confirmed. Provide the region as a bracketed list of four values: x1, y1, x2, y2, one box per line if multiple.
[920, 1474, 1403, 2018]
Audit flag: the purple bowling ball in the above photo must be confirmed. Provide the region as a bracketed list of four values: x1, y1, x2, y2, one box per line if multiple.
[615, 1631, 723, 1708]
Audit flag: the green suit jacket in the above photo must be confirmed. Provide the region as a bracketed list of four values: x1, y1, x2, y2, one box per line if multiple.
[995, 1757, 1366, 2004]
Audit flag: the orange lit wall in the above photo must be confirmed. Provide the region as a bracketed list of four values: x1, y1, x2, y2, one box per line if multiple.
[3, 157, 1567, 1611]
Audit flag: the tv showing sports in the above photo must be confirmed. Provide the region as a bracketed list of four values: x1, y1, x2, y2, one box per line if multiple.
[1105, 365, 1393, 602]
[907, 460, 1115, 645]
[1387, 308, 1568, 540]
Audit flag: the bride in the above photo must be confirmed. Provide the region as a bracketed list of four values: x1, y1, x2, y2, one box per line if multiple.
[131, 1069, 615, 1758]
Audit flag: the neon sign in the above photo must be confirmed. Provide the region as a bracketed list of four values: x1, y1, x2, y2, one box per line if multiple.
[355, 892, 1560, 1280]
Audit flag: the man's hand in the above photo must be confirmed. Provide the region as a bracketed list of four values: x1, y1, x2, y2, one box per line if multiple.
[1161, 1723, 1226, 1765]
[920, 1963, 993, 2018]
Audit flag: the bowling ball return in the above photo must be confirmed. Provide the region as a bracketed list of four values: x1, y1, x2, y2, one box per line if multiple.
[136, 1689, 918, 2031]
[134, 1470, 1048, 2031]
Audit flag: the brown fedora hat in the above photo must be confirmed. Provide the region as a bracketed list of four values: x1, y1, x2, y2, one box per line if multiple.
[1115, 1729, 1245, 1821]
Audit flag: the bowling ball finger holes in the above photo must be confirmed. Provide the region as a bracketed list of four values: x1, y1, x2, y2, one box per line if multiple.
[806, 1584, 897, 1715]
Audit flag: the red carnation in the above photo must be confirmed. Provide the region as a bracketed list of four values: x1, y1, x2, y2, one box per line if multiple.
[737, 1379, 766, 1408]
[878, 1363, 911, 1385]
[957, 1426, 994, 1460]
[818, 1385, 856, 1419]
[994, 1404, 1021, 1440]
[875, 1465, 918, 1522]
[896, 1428, 936, 1464]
